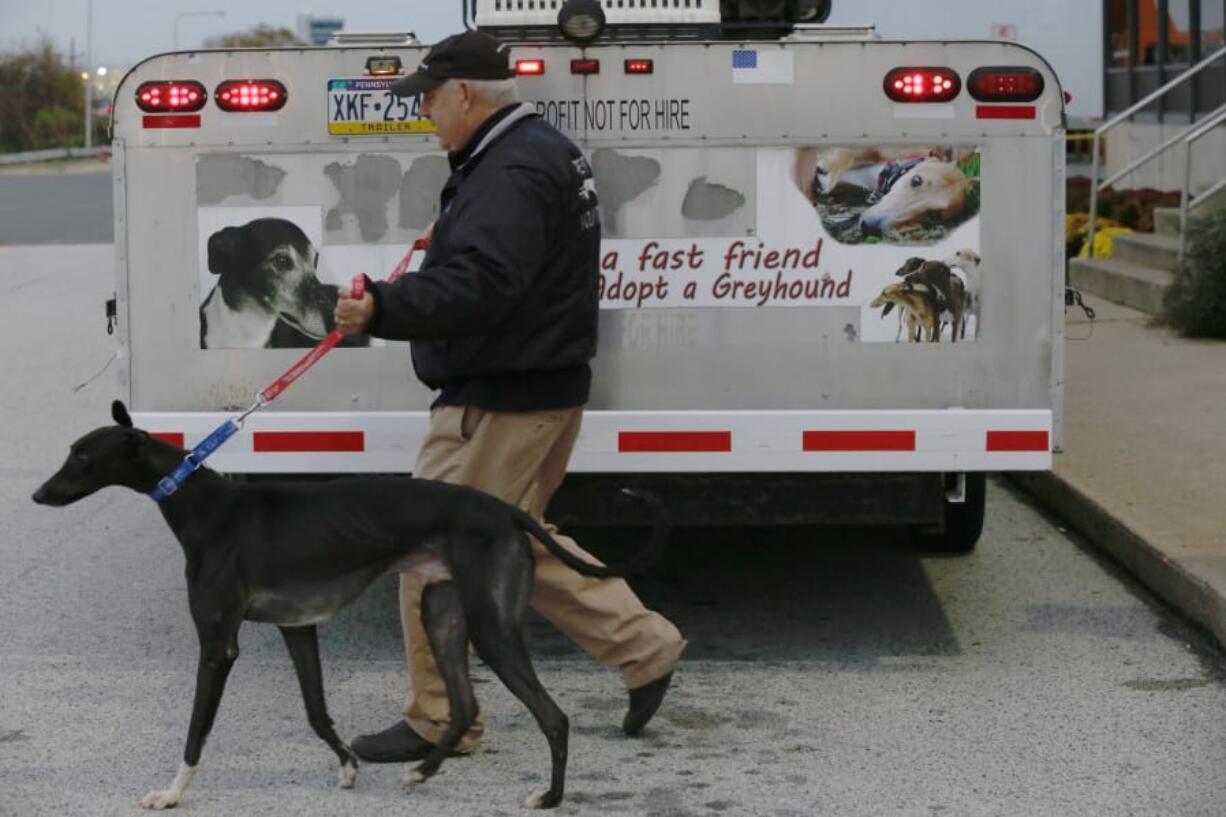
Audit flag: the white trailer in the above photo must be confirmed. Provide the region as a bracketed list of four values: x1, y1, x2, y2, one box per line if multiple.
[107, 0, 1066, 551]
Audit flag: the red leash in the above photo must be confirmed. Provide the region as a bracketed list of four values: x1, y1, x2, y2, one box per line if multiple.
[257, 237, 428, 404]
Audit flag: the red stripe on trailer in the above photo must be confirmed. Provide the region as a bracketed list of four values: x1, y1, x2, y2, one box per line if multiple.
[152, 432, 185, 448]
[986, 430, 1049, 451]
[253, 431, 365, 453]
[142, 114, 202, 128]
[975, 105, 1036, 120]
[619, 431, 732, 453]
[803, 430, 916, 451]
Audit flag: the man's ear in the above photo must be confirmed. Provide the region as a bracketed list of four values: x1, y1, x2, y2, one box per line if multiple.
[112, 400, 133, 428]
[458, 80, 475, 111]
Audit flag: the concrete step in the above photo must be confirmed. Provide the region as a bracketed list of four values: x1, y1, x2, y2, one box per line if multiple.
[1154, 189, 1226, 236]
[1153, 206, 1183, 236]
[1196, 184, 1226, 212]
[1068, 256, 1174, 314]
[1110, 231, 1182, 272]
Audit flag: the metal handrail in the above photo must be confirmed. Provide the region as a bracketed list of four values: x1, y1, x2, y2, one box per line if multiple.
[1088, 46, 1226, 257]
[1179, 103, 1226, 257]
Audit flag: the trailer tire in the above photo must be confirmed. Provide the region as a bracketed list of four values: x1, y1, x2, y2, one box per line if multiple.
[911, 473, 986, 554]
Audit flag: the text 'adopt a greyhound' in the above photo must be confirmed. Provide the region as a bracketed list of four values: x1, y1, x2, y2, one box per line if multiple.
[33, 401, 668, 810]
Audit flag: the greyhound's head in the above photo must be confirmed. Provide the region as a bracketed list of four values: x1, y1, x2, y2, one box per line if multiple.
[32, 401, 178, 507]
[946, 248, 981, 269]
[860, 158, 973, 237]
[894, 257, 927, 277]
[870, 281, 916, 310]
[206, 218, 336, 339]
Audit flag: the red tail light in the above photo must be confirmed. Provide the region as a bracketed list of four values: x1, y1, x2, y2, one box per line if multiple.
[515, 60, 545, 76]
[135, 81, 206, 113]
[883, 68, 961, 103]
[625, 59, 654, 75]
[215, 80, 287, 112]
[967, 67, 1045, 102]
[571, 59, 600, 75]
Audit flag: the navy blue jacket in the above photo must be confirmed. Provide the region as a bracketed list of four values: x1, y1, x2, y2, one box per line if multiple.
[368, 105, 601, 411]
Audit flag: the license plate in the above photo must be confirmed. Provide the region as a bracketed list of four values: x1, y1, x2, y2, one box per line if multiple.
[327, 78, 436, 136]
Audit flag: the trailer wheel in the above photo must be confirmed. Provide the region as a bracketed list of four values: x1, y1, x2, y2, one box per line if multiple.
[911, 473, 986, 554]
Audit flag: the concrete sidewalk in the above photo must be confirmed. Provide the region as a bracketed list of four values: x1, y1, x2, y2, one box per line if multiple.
[0, 157, 108, 176]
[1013, 294, 1226, 650]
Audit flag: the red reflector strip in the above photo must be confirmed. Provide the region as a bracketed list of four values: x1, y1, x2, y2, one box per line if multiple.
[986, 431, 1049, 452]
[253, 432, 365, 453]
[142, 114, 202, 129]
[618, 431, 731, 453]
[151, 432, 185, 448]
[803, 431, 916, 452]
[976, 105, 1036, 120]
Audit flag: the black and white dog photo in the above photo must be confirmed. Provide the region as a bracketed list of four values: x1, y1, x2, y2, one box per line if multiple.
[200, 217, 368, 349]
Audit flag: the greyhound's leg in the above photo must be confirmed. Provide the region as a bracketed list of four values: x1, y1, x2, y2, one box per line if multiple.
[449, 537, 568, 809]
[278, 625, 360, 788]
[404, 582, 478, 786]
[140, 632, 239, 809]
[470, 622, 569, 809]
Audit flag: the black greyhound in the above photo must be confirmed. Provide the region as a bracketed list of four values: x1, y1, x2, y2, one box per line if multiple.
[32, 401, 666, 810]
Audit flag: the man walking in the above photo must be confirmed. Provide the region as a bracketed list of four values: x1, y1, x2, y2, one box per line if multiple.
[334, 30, 685, 762]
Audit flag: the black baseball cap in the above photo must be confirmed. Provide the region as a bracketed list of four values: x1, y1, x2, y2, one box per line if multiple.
[391, 31, 516, 97]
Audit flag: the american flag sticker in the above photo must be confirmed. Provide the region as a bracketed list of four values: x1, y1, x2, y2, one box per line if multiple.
[731, 49, 794, 84]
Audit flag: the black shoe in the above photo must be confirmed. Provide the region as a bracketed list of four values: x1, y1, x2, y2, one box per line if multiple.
[351, 721, 465, 763]
[623, 672, 673, 736]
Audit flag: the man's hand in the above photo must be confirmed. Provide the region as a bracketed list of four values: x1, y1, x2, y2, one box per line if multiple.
[334, 292, 374, 337]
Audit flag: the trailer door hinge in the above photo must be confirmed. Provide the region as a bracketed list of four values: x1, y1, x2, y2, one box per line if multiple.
[105, 296, 117, 335]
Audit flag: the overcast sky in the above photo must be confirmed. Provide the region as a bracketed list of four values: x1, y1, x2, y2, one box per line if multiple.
[0, 0, 462, 67]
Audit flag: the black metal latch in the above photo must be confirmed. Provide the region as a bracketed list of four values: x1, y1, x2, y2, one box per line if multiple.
[105, 296, 117, 335]
[1065, 286, 1095, 321]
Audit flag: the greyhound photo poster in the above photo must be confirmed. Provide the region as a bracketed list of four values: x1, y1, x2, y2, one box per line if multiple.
[197, 206, 416, 350]
[593, 144, 982, 343]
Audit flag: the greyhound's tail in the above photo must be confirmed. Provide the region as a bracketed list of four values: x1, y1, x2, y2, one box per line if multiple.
[511, 488, 669, 578]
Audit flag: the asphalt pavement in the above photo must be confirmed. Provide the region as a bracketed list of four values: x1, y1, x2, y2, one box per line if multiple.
[0, 166, 112, 245]
[3, 244, 1226, 817]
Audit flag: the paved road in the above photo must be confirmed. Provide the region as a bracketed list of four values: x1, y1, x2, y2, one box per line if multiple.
[0, 170, 112, 244]
[3, 245, 1225, 817]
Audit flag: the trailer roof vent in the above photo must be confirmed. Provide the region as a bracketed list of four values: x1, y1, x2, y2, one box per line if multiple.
[475, 0, 720, 29]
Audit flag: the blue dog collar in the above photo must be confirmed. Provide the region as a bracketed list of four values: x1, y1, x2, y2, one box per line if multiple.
[148, 420, 240, 502]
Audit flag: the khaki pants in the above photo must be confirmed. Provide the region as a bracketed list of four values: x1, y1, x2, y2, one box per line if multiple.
[400, 404, 686, 750]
